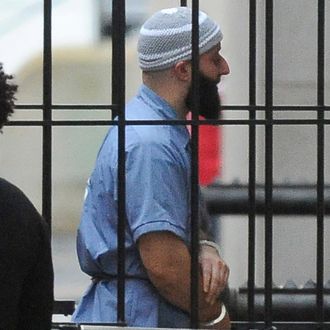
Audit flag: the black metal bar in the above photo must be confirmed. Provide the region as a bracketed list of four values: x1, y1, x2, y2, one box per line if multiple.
[232, 322, 330, 330]
[15, 104, 112, 110]
[203, 184, 330, 215]
[53, 300, 75, 315]
[7, 118, 330, 128]
[248, 0, 257, 324]
[229, 286, 330, 322]
[7, 118, 330, 127]
[316, 0, 325, 325]
[265, 0, 274, 327]
[180, 0, 188, 6]
[112, 0, 126, 324]
[14, 104, 330, 111]
[50, 321, 330, 329]
[190, 1, 200, 328]
[43, 0, 52, 228]
[212, 105, 330, 112]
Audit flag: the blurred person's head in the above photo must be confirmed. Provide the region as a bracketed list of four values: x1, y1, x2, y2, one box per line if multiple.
[0, 63, 17, 132]
[137, 7, 229, 119]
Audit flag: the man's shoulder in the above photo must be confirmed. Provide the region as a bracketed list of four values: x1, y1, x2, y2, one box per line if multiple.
[125, 95, 162, 120]
[125, 100, 171, 144]
[126, 125, 171, 157]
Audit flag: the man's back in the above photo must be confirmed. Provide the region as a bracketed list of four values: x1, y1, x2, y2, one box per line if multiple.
[74, 85, 192, 327]
[0, 178, 54, 330]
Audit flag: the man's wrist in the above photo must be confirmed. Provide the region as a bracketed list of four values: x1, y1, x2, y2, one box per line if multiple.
[200, 303, 227, 327]
[199, 240, 221, 256]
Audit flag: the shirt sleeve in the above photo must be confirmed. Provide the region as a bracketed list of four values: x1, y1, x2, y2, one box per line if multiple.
[124, 137, 190, 243]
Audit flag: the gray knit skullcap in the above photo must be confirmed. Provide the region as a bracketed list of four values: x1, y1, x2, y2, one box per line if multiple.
[138, 7, 223, 72]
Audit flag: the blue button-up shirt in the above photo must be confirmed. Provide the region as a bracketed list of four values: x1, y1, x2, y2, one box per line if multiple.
[73, 85, 191, 327]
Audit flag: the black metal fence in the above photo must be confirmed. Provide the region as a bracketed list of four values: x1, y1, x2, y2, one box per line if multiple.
[7, 0, 330, 329]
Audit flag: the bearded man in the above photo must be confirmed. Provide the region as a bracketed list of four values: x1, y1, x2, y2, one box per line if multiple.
[74, 7, 230, 329]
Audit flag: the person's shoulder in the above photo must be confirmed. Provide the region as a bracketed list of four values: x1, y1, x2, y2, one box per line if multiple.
[127, 124, 170, 153]
[0, 177, 23, 198]
[0, 178, 45, 226]
[126, 96, 161, 120]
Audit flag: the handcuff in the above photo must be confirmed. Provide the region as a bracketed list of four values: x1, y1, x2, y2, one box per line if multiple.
[199, 239, 221, 256]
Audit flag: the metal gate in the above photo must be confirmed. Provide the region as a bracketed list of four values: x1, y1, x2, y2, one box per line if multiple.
[4, 0, 329, 329]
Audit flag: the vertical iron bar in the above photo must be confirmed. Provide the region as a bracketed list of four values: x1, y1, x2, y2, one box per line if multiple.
[112, 0, 126, 324]
[181, 0, 188, 6]
[43, 0, 52, 229]
[265, 0, 274, 327]
[190, 0, 200, 328]
[248, 0, 257, 325]
[316, 0, 325, 325]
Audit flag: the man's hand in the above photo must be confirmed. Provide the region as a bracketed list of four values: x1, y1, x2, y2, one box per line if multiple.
[139, 232, 230, 327]
[199, 243, 229, 306]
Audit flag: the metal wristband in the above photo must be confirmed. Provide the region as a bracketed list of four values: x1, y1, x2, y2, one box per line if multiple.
[200, 304, 227, 327]
[199, 240, 221, 256]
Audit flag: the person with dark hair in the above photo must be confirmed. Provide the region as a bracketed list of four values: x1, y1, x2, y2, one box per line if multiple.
[74, 7, 230, 329]
[0, 63, 54, 330]
[0, 64, 16, 131]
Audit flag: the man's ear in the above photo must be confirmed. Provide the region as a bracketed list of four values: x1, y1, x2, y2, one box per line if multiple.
[172, 61, 191, 81]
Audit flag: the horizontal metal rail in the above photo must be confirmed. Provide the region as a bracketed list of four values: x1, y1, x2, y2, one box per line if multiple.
[6, 118, 330, 127]
[229, 285, 330, 322]
[203, 184, 330, 215]
[51, 321, 330, 329]
[14, 104, 330, 111]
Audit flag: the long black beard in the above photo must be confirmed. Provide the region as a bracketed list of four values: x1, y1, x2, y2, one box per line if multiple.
[185, 73, 221, 119]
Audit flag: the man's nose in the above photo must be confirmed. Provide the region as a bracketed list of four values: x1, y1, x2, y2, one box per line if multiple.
[220, 56, 230, 76]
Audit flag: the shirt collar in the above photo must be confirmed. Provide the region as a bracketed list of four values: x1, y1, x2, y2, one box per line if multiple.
[138, 84, 179, 120]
